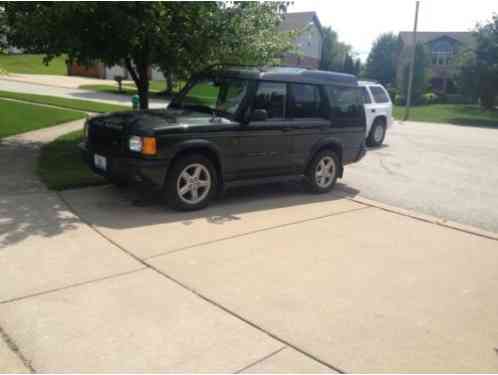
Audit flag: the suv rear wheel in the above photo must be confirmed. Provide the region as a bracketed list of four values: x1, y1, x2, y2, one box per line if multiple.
[305, 150, 339, 193]
[165, 154, 217, 211]
[367, 118, 386, 147]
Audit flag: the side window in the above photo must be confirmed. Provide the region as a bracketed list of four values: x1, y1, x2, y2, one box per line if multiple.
[253, 82, 287, 119]
[369, 86, 390, 103]
[326, 85, 363, 123]
[290, 84, 327, 119]
[360, 87, 372, 104]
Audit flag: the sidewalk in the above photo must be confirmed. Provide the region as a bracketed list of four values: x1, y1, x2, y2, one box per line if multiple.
[1, 122, 497, 372]
[0, 75, 168, 109]
[0, 73, 125, 89]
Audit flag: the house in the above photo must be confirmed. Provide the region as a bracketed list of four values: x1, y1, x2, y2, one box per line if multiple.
[279, 11, 323, 69]
[67, 61, 164, 81]
[397, 31, 476, 94]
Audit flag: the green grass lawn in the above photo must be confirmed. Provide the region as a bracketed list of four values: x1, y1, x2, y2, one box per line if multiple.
[0, 53, 67, 75]
[0, 98, 85, 139]
[37, 130, 106, 190]
[394, 104, 498, 128]
[0, 90, 129, 113]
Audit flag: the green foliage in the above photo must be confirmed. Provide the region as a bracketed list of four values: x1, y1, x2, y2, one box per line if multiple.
[4, 2, 292, 110]
[365, 33, 399, 86]
[0, 90, 129, 113]
[319, 26, 351, 72]
[401, 43, 430, 104]
[343, 53, 354, 74]
[422, 92, 439, 105]
[353, 59, 362, 76]
[456, 15, 498, 109]
[37, 130, 106, 190]
[0, 98, 85, 138]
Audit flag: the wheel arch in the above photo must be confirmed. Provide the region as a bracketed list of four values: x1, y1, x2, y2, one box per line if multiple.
[167, 140, 224, 192]
[306, 139, 344, 178]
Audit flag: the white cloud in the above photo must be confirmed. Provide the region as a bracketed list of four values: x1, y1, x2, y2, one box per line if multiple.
[289, 0, 497, 60]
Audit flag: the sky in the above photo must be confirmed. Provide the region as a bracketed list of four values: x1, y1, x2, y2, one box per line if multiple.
[289, 0, 497, 61]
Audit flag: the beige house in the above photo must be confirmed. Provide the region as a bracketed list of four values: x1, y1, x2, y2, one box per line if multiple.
[397, 31, 476, 94]
[279, 12, 323, 69]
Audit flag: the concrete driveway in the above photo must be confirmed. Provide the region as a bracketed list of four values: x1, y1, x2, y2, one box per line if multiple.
[2, 181, 497, 372]
[344, 121, 498, 233]
[1, 119, 498, 372]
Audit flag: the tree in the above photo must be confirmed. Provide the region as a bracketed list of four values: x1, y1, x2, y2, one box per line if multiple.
[353, 59, 362, 76]
[365, 33, 399, 86]
[320, 26, 351, 72]
[401, 43, 429, 104]
[343, 53, 354, 74]
[456, 15, 498, 109]
[4, 2, 293, 109]
[156, 2, 295, 95]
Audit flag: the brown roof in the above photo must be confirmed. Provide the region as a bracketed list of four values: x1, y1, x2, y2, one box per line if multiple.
[280, 11, 323, 36]
[399, 31, 476, 48]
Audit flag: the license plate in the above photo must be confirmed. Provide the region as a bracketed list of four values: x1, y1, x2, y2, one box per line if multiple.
[94, 154, 107, 171]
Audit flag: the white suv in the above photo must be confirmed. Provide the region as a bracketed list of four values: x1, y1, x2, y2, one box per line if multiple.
[358, 81, 393, 147]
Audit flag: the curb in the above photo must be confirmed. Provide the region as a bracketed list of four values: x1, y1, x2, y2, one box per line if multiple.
[348, 196, 498, 242]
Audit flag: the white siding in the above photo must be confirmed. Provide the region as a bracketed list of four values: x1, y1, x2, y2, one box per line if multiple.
[105, 65, 128, 80]
[150, 67, 165, 81]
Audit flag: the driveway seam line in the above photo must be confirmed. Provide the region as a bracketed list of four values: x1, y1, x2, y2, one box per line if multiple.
[234, 345, 287, 373]
[348, 197, 498, 241]
[57, 192, 347, 374]
[0, 324, 35, 373]
[0, 267, 146, 305]
[145, 205, 371, 260]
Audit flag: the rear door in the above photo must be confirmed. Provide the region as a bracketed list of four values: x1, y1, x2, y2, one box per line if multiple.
[286, 83, 331, 172]
[368, 85, 393, 126]
[360, 86, 376, 136]
[325, 85, 366, 164]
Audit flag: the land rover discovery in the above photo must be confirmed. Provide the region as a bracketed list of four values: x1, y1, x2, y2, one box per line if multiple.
[81, 67, 367, 210]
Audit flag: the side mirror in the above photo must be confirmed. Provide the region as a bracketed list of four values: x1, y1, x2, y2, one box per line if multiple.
[250, 109, 268, 122]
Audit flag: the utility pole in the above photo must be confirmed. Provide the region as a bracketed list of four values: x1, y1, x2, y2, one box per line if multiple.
[404, 0, 420, 121]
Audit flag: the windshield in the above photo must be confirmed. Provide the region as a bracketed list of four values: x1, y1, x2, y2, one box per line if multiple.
[171, 77, 248, 117]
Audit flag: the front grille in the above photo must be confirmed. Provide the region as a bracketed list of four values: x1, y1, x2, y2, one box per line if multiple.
[88, 121, 125, 155]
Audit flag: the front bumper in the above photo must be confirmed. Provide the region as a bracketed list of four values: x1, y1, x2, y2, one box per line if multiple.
[79, 142, 170, 187]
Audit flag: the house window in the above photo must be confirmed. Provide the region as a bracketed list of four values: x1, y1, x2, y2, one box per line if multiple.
[431, 38, 454, 66]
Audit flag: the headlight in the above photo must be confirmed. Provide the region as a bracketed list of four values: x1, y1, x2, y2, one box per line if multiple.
[129, 136, 143, 152]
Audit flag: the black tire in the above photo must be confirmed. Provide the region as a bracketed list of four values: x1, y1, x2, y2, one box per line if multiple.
[305, 150, 340, 193]
[367, 118, 386, 147]
[164, 154, 217, 211]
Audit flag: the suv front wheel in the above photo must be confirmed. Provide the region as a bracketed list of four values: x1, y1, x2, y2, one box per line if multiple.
[306, 150, 339, 193]
[165, 154, 217, 211]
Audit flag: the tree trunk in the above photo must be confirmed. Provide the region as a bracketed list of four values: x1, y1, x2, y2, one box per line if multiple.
[125, 57, 149, 110]
[166, 71, 173, 95]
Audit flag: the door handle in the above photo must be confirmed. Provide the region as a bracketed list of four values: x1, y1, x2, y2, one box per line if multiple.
[371, 109, 376, 113]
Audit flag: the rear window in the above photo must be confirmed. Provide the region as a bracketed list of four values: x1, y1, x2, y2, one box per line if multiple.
[289, 83, 328, 119]
[325, 86, 363, 122]
[369, 86, 390, 103]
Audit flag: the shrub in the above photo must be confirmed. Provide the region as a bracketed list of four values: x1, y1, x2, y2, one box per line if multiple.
[421, 92, 439, 105]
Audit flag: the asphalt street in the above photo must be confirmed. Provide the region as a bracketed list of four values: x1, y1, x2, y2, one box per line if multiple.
[343, 121, 498, 233]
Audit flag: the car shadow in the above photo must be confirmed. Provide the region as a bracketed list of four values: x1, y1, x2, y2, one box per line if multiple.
[62, 180, 361, 231]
